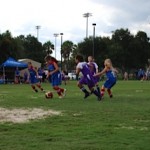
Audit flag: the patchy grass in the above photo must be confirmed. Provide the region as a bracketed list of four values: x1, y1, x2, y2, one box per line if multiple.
[0, 81, 150, 150]
[0, 108, 61, 123]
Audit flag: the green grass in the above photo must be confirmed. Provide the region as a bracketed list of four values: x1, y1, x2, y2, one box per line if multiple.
[0, 80, 150, 150]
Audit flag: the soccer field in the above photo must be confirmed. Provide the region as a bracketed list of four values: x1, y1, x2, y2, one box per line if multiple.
[0, 81, 150, 150]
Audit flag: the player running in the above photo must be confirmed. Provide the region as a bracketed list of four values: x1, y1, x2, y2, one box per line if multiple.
[94, 58, 117, 98]
[75, 55, 101, 100]
[28, 62, 44, 93]
[87, 56, 100, 95]
[45, 55, 66, 98]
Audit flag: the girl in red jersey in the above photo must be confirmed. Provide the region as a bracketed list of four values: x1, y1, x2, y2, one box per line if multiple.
[45, 56, 66, 98]
[28, 62, 44, 92]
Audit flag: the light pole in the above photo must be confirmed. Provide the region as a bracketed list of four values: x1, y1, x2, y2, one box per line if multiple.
[35, 25, 41, 41]
[148, 59, 150, 66]
[53, 33, 59, 59]
[60, 33, 63, 71]
[92, 23, 96, 58]
[83, 12, 92, 38]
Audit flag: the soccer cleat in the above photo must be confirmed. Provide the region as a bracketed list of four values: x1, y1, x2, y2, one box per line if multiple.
[110, 94, 113, 98]
[41, 89, 46, 92]
[97, 96, 102, 101]
[62, 89, 67, 97]
[59, 95, 63, 99]
[41, 88, 44, 91]
[84, 92, 90, 99]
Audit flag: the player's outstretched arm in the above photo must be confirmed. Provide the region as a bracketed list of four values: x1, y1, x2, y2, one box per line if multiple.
[94, 68, 106, 77]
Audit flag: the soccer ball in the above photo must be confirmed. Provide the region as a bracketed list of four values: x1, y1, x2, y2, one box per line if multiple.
[45, 91, 53, 99]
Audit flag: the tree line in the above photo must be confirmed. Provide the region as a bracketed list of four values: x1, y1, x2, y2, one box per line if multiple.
[0, 28, 150, 74]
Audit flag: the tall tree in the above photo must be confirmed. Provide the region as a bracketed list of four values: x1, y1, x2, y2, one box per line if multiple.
[0, 30, 16, 63]
[14, 35, 26, 59]
[133, 31, 150, 68]
[43, 41, 54, 56]
[111, 28, 134, 71]
[23, 35, 44, 63]
[77, 36, 108, 67]
[61, 40, 75, 70]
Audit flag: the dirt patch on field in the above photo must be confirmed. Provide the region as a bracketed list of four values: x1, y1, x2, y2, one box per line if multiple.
[0, 107, 61, 123]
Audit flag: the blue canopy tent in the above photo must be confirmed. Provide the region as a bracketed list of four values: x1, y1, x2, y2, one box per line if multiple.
[0, 57, 28, 83]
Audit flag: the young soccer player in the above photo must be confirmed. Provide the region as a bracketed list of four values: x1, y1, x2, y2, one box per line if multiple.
[14, 67, 20, 84]
[87, 56, 100, 94]
[45, 55, 66, 98]
[28, 62, 44, 92]
[61, 70, 68, 85]
[94, 58, 117, 98]
[88, 56, 98, 74]
[75, 55, 101, 100]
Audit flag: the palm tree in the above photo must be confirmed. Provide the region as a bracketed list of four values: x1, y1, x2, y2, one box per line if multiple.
[43, 41, 54, 56]
[61, 40, 75, 70]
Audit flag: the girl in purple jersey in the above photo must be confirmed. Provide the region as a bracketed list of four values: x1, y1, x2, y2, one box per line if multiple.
[88, 56, 98, 74]
[87, 56, 100, 95]
[75, 55, 101, 100]
[94, 59, 117, 98]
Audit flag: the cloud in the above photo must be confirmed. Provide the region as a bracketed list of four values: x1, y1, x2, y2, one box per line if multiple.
[90, 0, 150, 34]
[0, 0, 150, 59]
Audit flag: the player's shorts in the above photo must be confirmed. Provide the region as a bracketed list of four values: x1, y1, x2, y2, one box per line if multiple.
[94, 76, 100, 83]
[79, 76, 96, 88]
[61, 76, 65, 81]
[104, 79, 116, 89]
[51, 73, 62, 86]
[30, 77, 39, 84]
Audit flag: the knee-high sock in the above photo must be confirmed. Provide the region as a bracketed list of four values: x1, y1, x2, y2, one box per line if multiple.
[53, 86, 62, 96]
[96, 85, 101, 96]
[31, 85, 38, 92]
[107, 89, 112, 96]
[80, 87, 89, 94]
[101, 87, 105, 97]
[59, 87, 64, 93]
[36, 84, 43, 91]
[92, 89, 101, 97]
